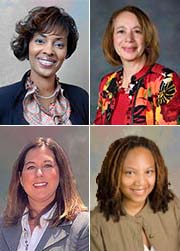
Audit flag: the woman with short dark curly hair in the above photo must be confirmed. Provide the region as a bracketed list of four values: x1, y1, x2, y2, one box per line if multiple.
[0, 6, 89, 125]
[91, 135, 180, 251]
[0, 137, 89, 250]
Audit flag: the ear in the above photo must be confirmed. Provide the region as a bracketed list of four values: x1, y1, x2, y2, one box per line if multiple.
[19, 172, 23, 187]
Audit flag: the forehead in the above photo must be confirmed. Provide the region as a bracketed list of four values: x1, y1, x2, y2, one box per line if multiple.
[123, 147, 154, 165]
[39, 25, 68, 37]
[25, 146, 55, 161]
[113, 11, 141, 27]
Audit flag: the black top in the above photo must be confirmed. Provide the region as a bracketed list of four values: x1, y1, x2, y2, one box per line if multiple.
[0, 72, 89, 125]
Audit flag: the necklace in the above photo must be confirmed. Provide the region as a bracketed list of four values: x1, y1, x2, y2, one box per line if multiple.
[36, 90, 57, 100]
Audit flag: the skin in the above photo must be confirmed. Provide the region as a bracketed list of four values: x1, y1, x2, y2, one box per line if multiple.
[120, 147, 156, 216]
[113, 11, 147, 87]
[20, 146, 60, 214]
[28, 29, 68, 97]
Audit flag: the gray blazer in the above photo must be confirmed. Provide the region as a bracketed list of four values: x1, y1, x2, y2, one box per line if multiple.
[0, 212, 89, 251]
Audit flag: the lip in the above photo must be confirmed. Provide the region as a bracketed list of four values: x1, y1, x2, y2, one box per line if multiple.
[123, 47, 137, 53]
[130, 188, 146, 196]
[37, 57, 57, 68]
[33, 182, 48, 188]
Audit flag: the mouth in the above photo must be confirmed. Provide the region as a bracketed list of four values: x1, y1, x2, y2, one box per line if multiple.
[130, 188, 146, 195]
[37, 57, 57, 67]
[33, 182, 48, 188]
[123, 47, 137, 53]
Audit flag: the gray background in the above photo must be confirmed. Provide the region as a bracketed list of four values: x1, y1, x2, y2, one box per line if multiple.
[90, 126, 180, 210]
[0, 0, 89, 92]
[0, 126, 89, 215]
[90, 0, 180, 123]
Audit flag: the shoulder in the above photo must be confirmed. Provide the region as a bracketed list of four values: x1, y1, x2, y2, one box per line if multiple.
[151, 63, 179, 78]
[61, 83, 88, 99]
[91, 206, 107, 226]
[0, 81, 23, 97]
[70, 211, 89, 235]
[67, 211, 89, 251]
[98, 70, 121, 91]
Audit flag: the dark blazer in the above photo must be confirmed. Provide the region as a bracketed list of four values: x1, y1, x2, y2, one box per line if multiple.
[0, 212, 89, 251]
[0, 72, 89, 125]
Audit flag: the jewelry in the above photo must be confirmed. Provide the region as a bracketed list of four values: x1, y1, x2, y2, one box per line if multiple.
[36, 90, 57, 99]
[23, 227, 29, 251]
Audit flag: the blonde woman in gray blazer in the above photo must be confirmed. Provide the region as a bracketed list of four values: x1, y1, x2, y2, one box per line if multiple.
[0, 137, 89, 251]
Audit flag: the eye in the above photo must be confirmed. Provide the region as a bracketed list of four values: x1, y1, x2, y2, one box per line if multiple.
[26, 165, 36, 170]
[134, 29, 142, 34]
[34, 38, 45, 44]
[117, 29, 125, 34]
[54, 41, 65, 48]
[146, 169, 155, 176]
[124, 170, 135, 177]
[43, 164, 53, 169]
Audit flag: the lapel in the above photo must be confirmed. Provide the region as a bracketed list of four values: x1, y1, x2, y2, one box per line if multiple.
[35, 221, 72, 251]
[11, 72, 29, 125]
[2, 221, 22, 251]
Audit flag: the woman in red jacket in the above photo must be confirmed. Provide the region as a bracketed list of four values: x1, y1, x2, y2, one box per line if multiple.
[94, 6, 180, 125]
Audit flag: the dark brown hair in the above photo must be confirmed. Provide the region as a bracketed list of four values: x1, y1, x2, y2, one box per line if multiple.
[4, 137, 86, 226]
[103, 5, 159, 66]
[11, 6, 79, 60]
[96, 135, 174, 222]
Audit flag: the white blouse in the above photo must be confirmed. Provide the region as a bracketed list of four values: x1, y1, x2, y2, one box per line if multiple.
[17, 204, 56, 251]
[144, 245, 156, 251]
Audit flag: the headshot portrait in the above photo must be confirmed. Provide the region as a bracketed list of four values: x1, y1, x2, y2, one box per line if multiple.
[0, 0, 89, 125]
[0, 126, 89, 251]
[90, 126, 180, 251]
[90, 0, 180, 125]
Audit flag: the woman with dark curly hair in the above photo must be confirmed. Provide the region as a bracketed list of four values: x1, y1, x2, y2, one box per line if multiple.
[0, 137, 89, 250]
[0, 6, 89, 125]
[91, 135, 180, 251]
[94, 5, 180, 125]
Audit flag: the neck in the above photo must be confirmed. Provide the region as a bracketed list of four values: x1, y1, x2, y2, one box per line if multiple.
[123, 200, 146, 216]
[28, 198, 55, 216]
[30, 71, 56, 96]
[122, 56, 146, 87]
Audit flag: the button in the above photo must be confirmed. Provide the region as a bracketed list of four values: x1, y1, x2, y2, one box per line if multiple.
[149, 234, 154, 238]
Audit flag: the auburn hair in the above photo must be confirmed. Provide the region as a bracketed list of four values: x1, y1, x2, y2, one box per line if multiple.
[103, 6, 159, 66]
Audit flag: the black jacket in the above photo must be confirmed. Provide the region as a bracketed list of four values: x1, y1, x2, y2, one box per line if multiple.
[0, 72, 89, 125]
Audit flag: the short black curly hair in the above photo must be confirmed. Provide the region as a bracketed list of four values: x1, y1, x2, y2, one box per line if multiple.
[11, 6, 79, 60]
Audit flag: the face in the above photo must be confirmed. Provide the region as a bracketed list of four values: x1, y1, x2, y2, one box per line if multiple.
[113, 11, 146, 64]
[120, 147, 156, 210]
[28, 28, 68, 79]
[20, 146, 60, 209]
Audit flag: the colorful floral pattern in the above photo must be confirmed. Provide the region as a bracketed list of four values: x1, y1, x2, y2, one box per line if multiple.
[94, 64, 180, 125]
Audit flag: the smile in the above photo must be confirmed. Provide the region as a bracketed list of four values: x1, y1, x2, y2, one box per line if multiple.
[37, 57, 57, 67]
[131, 188, 146, 195]
[33, 182, 48, 188]
[123, 47, 137, 53]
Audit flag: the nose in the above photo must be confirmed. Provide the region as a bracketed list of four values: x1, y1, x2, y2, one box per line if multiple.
[35, 167, 44, 177]
[42, 42, 54, 56]
[134, 174, 146, 185]
[125, 31, 134, 42]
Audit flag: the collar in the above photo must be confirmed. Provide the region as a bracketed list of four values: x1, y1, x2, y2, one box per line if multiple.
[21, 203, 57, 229]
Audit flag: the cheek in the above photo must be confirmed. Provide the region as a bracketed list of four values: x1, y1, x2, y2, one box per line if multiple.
[49, 170, 60, 185]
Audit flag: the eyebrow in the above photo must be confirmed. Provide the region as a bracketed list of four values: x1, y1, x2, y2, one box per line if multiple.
[24, 160, 53, 166]
[39, 33, 66, 40]
[115, 25, 142, 29]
